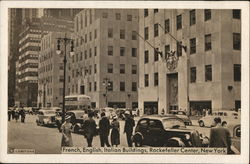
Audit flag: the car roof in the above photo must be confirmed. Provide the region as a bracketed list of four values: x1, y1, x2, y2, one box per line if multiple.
[39, 109, 55, 112]
[67, 110, 86, 113]
[140, 114, 179, 121]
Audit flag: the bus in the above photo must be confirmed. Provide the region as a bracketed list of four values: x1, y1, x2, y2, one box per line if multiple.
[65, 94, 91, 111]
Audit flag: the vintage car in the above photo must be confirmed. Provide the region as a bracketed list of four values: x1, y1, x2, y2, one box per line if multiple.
[132, 115, 207, 147]
[66, 110, 86, 133]
[198, 111, 240, 127]
[36, 109, 57, 126]
[169, 110, 192, 125]
[228, 123, 241, 154]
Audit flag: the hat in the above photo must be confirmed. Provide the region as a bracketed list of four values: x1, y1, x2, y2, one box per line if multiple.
[125, 111, 130, 115]
[65, 115, 71, 120]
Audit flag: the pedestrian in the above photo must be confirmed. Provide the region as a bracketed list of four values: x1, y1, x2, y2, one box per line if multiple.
[124, 111, 135, 147]
[209, 117, 232, 154]
[8, 108, 12, 121]
[20, 108, 26, 123]
[84, 111, 97, 147]
[110, 115, 120, 147]
[98, 112, 111, 147]
[14, 109, 20, 122]
[11, 108, 15, 120]
[61, 115, 73, 147]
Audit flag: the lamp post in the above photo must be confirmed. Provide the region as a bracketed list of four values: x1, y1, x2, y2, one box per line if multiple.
[56, 33, 74, 123]
[102, 77, 111, 107]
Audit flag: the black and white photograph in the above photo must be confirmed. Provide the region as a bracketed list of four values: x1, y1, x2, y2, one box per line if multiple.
[0, 1, 249, 163]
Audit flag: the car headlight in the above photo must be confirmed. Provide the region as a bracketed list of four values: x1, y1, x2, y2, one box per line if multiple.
[185, 134, 191, 140]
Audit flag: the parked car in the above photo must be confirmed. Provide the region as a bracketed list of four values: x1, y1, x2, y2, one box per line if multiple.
[228, 123, 241, 154]
[132, 115, 208, 147]
[198, 111, 240, 127]
[36, 109, 57, 126]
[66, 110, 86, 133]
[169, 110, 192, 125]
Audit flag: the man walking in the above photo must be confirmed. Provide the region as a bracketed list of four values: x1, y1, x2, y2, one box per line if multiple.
[83, 112, 97, 147]
[98, 112, 111, 147]
[209, 117, 232, 154]
[124, 111, 135, 147]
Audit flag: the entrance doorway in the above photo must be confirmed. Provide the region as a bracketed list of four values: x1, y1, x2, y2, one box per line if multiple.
[167, 73, 178, 112]
[144, 101, 158, 115]
[190, 101, 212, 116]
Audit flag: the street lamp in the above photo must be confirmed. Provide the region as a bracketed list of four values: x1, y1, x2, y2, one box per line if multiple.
[102, 77, 111, 107]
[56, 33, 74, 123]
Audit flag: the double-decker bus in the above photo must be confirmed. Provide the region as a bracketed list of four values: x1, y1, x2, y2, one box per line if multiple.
[65, 94, 91, 111]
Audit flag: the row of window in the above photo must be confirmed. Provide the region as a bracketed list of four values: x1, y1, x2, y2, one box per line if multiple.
[75, 29, 97, 47]
[70, 64, 97, 80]
[70, 81, 137, 94]
[102, 12, 133, 21]
[108, 46, 137, 57]
[108, 28, 137, 40]
[144, 64, 241, 87]
[107, 64, 137, 74]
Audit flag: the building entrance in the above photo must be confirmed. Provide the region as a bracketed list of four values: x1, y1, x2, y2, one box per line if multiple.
[144, 101, 158, 115]
[167, 73, 178, 112]
[190, 101, 212, 116]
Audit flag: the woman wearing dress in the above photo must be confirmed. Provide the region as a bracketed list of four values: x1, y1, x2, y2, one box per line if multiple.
[61, 115, 73, 147]
[110, 115, 120, 147]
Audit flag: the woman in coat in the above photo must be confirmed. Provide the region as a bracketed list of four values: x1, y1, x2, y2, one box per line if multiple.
[110, 115, 120, 147]
[61, 115, 73, 147]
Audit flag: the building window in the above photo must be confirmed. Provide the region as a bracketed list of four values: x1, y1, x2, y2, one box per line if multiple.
[154, 23, 159, 37]
[204, 9, 211, 21]
[177, 42, 182, 57]
[154, 9, 159, 13]
[102, 12, 108, 18]
[89, 48, 92, 58]
[59, 76, 64, 82]
[90, 10, 92, 24]
[120, 29, 125, 39]
[89, 82, 91, 92]
[132, 48, 137, 57]
[190, 67, 196, 83]
[108, 46, 113, 56]
[132, 82, 137, 91]
[190, 38, 196, 54]
[94, 46, 97, 56]
[144, 9, 148, 17]
[89, 32, 92, 41]
[108, 64, 113, 73]
[94, 29, 97, 39]
[165, 19, 170, 33]
[233, 33, 241, 50]
[165, 45, 170, 56]
[85, 34, 87, 43]
[89, 65, 92, 75]
[127, 15, 132, 21]
[94, 64, 97, 74]
[235, 100, 241, 110]
[154, 72, 158, 86]
[144, 74, 149, 87]
[94, 82, 97, 91]
[108, 81, 113, 91]
[84, 50, 87, 59]
[116, 13, 121, 20]
[120, 64, 125, 74]
[120, 82, 125, 91]
[205, 65, 212, 82]
[120, 47, 125, 56]
[233, 9, 241, 19]
[154, 48, 159, 61]
[234, 64, 241, 81]
[205, 34, 212, 51]
[132, 31, 137, 40]
[59, 63, 64, 70]
[76, 16, 79, 32]
[176, 14, 182, 30]
[85, 14, 87, 27]
[190, 10, 196, 26]
[108, 28, 113, 38]
[144, 50, 149, 63]
[144, 27, 149, 40]
[132, 65, 137, 74]
[80, 52, 83, 61]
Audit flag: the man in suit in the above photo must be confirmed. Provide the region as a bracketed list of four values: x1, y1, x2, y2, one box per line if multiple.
[99, 112, 111, 147]
[124, 111, 135, 147]
[84, 111, 97, 147]
[209, 117, 232, 154]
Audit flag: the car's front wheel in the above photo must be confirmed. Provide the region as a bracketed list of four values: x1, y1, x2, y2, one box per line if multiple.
[199, 120, 204, 127]
[132, 132, 143, 147]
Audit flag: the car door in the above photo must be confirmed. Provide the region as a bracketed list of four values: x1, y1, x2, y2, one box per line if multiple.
[136, 118, 150, 145]
[148, 119, 165, 146]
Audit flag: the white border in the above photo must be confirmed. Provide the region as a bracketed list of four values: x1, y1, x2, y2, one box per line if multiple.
[0, 1, 249, 163]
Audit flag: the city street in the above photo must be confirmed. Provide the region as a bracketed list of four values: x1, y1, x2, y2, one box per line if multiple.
[8, 114, 211, 154]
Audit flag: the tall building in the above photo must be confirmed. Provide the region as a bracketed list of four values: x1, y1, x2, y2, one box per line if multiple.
[15, 16, 74, 107]
[69, 9, 139, 109]
[138, 9, 241, 115]
[38, 32, 72, 107]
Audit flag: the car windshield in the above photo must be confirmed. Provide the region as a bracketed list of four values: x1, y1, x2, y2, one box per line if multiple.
[162, 118, 185, 129]
[44, 111, 55, 115]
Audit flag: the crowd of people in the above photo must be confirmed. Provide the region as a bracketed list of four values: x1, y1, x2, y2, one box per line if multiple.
[60, 110, 135, 148]
[8, 107, 26, 123]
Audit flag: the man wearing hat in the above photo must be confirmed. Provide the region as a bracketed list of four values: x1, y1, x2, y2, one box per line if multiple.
[61, 115, 73, 147]
[124, 111, 135, 147]
[99, 112, 111, 147]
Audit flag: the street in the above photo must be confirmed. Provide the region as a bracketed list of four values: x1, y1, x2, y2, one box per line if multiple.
[8, 114, 211, 154]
